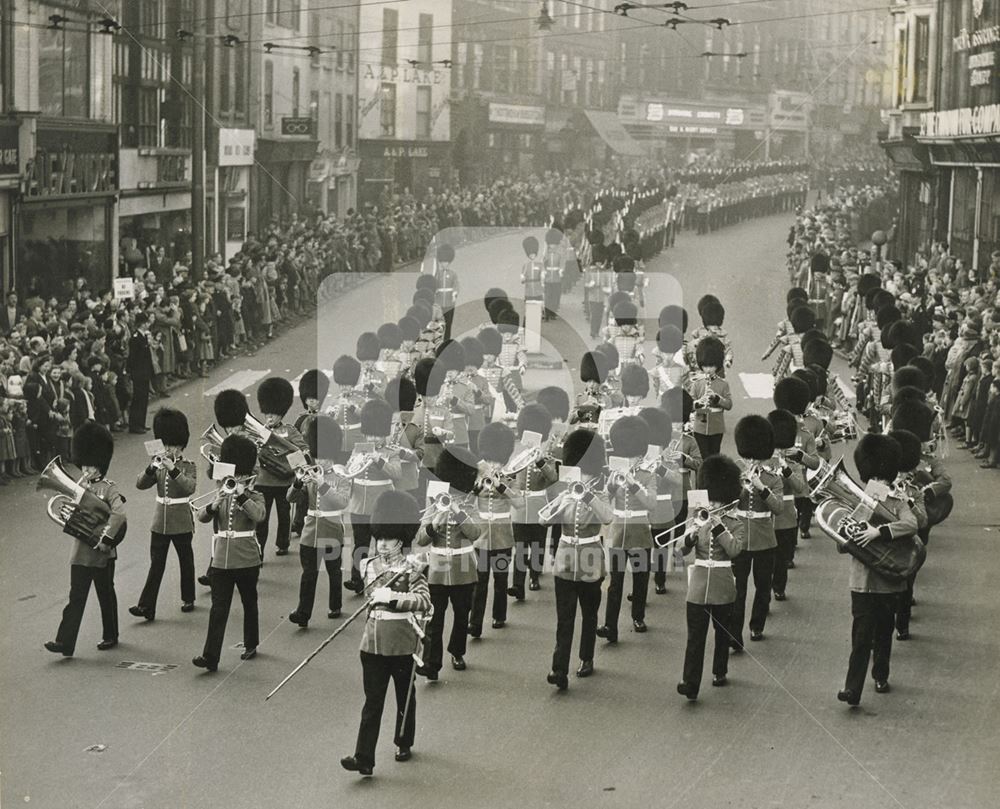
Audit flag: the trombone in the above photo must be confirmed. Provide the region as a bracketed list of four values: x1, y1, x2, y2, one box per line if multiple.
[653, 499, 739, 547]
[188, 475, 256, 513]
[537, 475, 604, 522]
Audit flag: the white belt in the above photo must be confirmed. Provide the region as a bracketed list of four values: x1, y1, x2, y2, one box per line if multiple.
[524, 490, 547, 498]
[354, 478, 389, 486]
[437, 287, 454, 293]
[214, 530, 256, 539]
[694, 559, 731, 568]
[655, 493, 672, 501]
[308, 509, 344, 518]
[479, 511, 511, 520]
[560, 535, 602, 545]
[430, 545, 476, 557]
[734, 510, 771, 518]
[613, 509, 648, 518]
[370, 609, 415, 620]
[156, 496, 190, 505]
[782, 495, 795, 501]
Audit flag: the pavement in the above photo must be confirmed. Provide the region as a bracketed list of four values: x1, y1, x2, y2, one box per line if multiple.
[2, 215, 999, 809]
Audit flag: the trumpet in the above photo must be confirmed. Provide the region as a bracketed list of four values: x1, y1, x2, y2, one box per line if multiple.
[760, 329, 785, 361]
[740, 461, 765, 492]
[420, 492, 455, 519]
[295, 463, 326, 483]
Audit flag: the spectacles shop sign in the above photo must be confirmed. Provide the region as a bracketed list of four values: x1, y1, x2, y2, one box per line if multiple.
[921, 104, 1000, 138]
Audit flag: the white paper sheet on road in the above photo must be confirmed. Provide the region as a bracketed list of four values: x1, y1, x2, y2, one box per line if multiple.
[202, 369, 271, 397]
[739, 372, 777, 399]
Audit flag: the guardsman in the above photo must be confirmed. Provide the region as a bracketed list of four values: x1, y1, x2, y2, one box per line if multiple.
[637, 407, 681, 595]
[405, 357, 453, 483]
[521, 236, 544, 314]
[458, 336, 494, 455]
[357, 332, 389, 400]
[887, 428, 930, 641]
[45, 423, 127, 657]
[340, 491, 430, 776]
[253, 377, 309, 558]
[583, 235, 606, 339]
[287, 416, 349, 628]
[327, 355, 367, 456]
[605, 301, 644, 368]
[130, 408, 197, 620]
[688, 337, 732, 459]
[434, 243, 459, 341]
[766, 409, 811, 601]
[686, 297, 734, 373]
[596, 416, 656, 643]
[730, 416, 784, 649]
[376, 322, 405, 380]
[542, 228, 565, 321]
[192, 435, 266, 672]
[469, 422, 519, 637]
[435, 340, 475, 450]
[773, 376, 822, 538]
[651, 325, 687, 400]
[676, 455, 746, 700]
[415, 447, 482, 679]
[544, 430, 614, 690]
[291, 369, 331, 538]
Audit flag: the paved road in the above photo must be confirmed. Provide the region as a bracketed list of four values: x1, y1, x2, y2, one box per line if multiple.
[2, 216, 998, 809]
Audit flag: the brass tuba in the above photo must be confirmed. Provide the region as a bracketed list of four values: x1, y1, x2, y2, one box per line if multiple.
[244, 413, 301, 476]
[36, 456, 116, 546]
[200, 424, 227, 463]
[806, 458, 896, 525]
[37, 456, 88, 527]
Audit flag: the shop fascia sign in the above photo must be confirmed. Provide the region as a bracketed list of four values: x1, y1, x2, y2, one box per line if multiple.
[488, 103, 545, 126]
[382, 144, 430, 158]
[24, 148, 116, 197]
[920, 103, 1000, 138]
[363, 64, 444, 84]
[218, 128, 256, 166]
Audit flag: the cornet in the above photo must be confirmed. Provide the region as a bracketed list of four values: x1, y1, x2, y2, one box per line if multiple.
[420, 492, 455, 520]
[295, 463, 326, 483]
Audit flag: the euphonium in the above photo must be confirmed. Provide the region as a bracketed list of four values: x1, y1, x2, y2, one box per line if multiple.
[37, 456, 89, 528]
[200, 424, 227, 463]
[807, 458, 896, 524]
[244, 413, 301, 476]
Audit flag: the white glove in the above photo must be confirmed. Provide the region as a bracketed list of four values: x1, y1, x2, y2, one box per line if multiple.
[371, 587, 394, 605]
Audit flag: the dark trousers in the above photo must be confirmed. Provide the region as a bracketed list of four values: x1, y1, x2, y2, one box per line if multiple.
[543, 282, 562, 318]
[589, 301, 605, 339]
[605, 546, 651, 631]
[202, 565, 259, 663]
[795, 496, 815, 533]
[425, 582, 475, 673]
[138, 531, 195, 611]
[895, 575, 917, 635]
[655, 502, 687, 587]
[471, 548, 512, 629]
[845, 591, 896, 696]
[297, 543, 342, 618]
[291, 497, 306, 535]
[349, 514, 373, 586]
[511, 523, 546, 593]
[552, 577, 603, 675]
[128, 378, 150, 431]
[731, 548, 776, 646]
[693, 432, 723, 459]
[442, 307, 454, 342]
[355, 651, 416, 767]
[255, 485, 291, 552]
[682, 601, 733, 694]
[772, 527, 798, 595]
[55, 562, 118, 652]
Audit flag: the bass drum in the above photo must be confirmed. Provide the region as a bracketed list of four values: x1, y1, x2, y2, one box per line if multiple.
[815, 499, 926, 584]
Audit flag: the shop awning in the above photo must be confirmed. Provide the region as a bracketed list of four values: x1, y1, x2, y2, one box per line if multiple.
[583, 110, 644, 157]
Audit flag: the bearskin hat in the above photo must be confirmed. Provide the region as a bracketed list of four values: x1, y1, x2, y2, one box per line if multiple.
[607, 292, 630, 317]
[854, 433, 901, 483]
[580, 350, 609, 384]
[516, 403, 552, 441]
[360, 399, 393, 437]
[413, 288, 435, 307]
[700, 299, 726, 328]
[873, 290, 896, 312]
[397, 315, 421, 342]
[790, 305, 817, 334]
[806, 364, 829, 397]
[888, 429, 922, 473]
[893, 366, 926, 394]
[697, 294, 720, 317]
[497, 308, 520, 332]
[298, 369, 330, 408]
[638, 406, 672, 447]
[891, 343, 919, 370]
[307, 415, 342, 462]
[459, 337, 484, 369]
[333, 355, 362, 386]
[658, 305, 688, 333]
[475, 422, 513, 464]
[587, 228, 604, 246]
[660, 386, 693, 426]
[882, 320, 918, 351]
[791, 368, 818, 398]
[153, 407, 190, 449]
[786, 287, 808, 303]
[621, 364, 650, 398]
[615, 272, 637, 294]
[695, 336, 725, 370]
[219, 434, 257, 477]
[415, 274, 438, 292]
[623, 228, 640, 247]
[477, 327, 502, 356]
[435, 446, 479, 494]
[893, 385, 926, 406]
[522, 236, 540, 257]
[436, 243, 455, 264]
[907, 357, 934, 391]
[605, 242, 622, 261]
[545, 228, 563, 246]
[856, 274, 881, 296]
[800, 329, 827, 349]
[486, 298, 513, 325]
[377, 323, 403, 350]
[591, 244, 606, 265]
[408, 302, 432, 327]
[874, 304, 900, 331]
[810, 251, 830, 274]
[370, 490, 420, 548]
[773, 376, 811, 415]
[536, 386, 570, 422]
[890, 399, 935, 442]
[609, 415, 648, 458]
[613, 255, 636, 274]
[484, 288, 508, 313]
[72, 422, 114, 476]
[657, 324, 684, 355]
[767, 409, 798, 450]
[257, 376, 294, 417]
[562, 429, 606, 476]
[698, 455, 742, 505]
[384, 375, 417, 412]
[802, 340, 833, 370]
[613, 301, 638, 326]
[595, 342, 619, 370]
[435, 339, 466, 373]
[214, 388, 248, 428]
[413, 358, 444, 398]
[735, 415, 774, 461]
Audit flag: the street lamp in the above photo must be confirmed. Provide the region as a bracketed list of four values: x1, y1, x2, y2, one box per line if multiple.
[536, 1, 554, 31]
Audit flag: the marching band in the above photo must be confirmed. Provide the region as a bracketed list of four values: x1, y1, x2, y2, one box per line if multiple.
[33, 205, 959, 779]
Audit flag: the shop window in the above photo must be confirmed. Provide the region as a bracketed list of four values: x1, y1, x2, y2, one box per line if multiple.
[416, 86, 431, 139]
[38, 13, 90, 118]
[347, 24, 356, 72]
[418, 14, 433, 67]
[220, 47, 232, 112]
[139, 87, 160, 147]
[380, 83, 396, 137]
[235, 48, 246, 114]
[346, 95, 355, 146]
[18, 204, 110, 299]
[292, 68, 301, 117]
[911, 16, 930, 103]
[337, 20, 345, 69]
[264, 61, 274, 127]
[335, 93, 343, 148]
[382, 9, 399, 66]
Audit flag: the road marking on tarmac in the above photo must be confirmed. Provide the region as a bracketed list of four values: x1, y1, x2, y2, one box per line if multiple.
[290, 368, 333, 387]
[739, 372, 777, 399]
[202, 369, 270, 397]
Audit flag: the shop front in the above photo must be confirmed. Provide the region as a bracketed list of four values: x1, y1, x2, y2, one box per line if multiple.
[15, 120, 118, 299]
[0, 120, 19, 295]
[358, 139, 452, 208]
[216, 128, 255, 261]
[254, 133, 319, 230]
